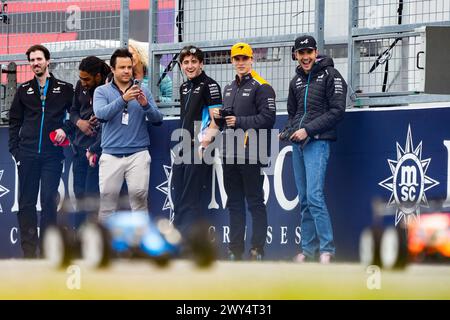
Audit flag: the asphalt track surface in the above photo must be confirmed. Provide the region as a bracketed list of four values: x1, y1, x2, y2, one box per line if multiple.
[0, 260, 448, 299]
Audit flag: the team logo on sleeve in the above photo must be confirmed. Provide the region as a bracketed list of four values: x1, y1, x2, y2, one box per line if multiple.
[334, 77, 344, 94]
[379, 125, 439, 226]
[208, 83, 221, 100]
[267, 98, 275, 111]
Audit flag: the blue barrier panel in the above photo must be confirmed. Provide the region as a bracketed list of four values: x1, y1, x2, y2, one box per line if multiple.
[0, 107, 449, 260]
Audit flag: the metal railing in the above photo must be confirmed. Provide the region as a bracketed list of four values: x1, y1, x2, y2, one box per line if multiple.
[148, 0, 325, 115]
[0, 0, 130, 124]
[348, 0, 450, 107]
[5, 1, 449, 114]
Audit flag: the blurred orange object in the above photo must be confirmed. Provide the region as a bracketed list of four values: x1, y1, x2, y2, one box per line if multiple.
[408, 213, 450, 259]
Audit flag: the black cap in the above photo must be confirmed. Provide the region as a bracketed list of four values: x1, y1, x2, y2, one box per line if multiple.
[294, 35, 317, 52]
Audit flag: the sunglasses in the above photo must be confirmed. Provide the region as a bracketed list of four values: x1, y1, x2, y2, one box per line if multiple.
[180, 47, 198, 55]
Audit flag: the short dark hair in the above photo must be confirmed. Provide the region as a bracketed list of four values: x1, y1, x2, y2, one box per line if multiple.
[179, 45, 204, 64]
[110, 48, 133, 68]
[26, 44, 50, 61]
[79, 56, 111, 79]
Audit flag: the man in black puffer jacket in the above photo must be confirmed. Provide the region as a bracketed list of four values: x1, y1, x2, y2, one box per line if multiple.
[281, 35, 346, 264]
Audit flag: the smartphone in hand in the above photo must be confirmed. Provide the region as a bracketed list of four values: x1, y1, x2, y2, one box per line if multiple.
[133, 79, 141, 88]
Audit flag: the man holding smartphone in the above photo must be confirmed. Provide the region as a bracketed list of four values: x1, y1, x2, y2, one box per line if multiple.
[93, 48, 163, 219]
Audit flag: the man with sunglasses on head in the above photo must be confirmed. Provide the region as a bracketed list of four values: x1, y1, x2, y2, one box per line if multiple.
[282, 35, 346, 264]
[171, 45, 222, 238]
[215, 43, 276, 261]
[93, 48, 163, 220]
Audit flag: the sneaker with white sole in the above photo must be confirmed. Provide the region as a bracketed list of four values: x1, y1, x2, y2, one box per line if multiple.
[249, 248, 263, 261]
[227, 250, 242, 261]
[319, 252, 333, 264]
[293, 253, 307, 263]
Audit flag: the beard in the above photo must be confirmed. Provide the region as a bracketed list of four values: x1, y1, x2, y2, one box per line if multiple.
[33, 65, 47, 77]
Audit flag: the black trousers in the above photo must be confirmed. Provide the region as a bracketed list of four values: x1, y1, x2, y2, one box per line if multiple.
[72, 145, 99, 227]
[17, 152, 63, 258]
[171, 157, 209, 238]
[223, 163, 267, 256]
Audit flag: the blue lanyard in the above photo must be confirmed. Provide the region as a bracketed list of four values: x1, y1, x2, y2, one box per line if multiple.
[38, 78, 49, 153]
[39, 78, 50, 107]
[299, 72, 311, 129]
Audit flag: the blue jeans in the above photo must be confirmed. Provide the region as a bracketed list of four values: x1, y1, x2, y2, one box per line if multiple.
[291, 140, 335, 258]
[72, 146, 100, 228]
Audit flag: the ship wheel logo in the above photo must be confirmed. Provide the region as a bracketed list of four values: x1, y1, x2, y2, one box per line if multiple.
[379, 125, 439, 226]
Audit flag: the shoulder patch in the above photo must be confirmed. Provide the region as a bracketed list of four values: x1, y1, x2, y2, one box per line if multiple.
[251, 70, 269, 86]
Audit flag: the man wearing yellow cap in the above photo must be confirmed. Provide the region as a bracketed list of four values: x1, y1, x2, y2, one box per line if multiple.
[215, 42, 276, 261]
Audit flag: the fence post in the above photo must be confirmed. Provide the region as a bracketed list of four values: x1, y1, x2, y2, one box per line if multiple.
[348, 0, 359, 107]
[0, 61, 16, 124]
[148, 0, 157, 93]
[120, 0, 130, 47]
[315, 0, 325, 52]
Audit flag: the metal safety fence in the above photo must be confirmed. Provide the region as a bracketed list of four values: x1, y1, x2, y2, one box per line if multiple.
[0, 0, 130, 124]
[4, 1, 449, 116]
[348, 0, 450, 107]
[148, 0, 325, 115]
[0, 0, 325, 120]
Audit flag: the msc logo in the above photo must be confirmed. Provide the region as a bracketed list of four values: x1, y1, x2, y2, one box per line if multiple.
[379, 125, 439, 225]
[155, 164, 174, 223]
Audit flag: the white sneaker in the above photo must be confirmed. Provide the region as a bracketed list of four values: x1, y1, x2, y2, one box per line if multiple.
[319, 252, 332, 264]
[294, 253, 307, 263]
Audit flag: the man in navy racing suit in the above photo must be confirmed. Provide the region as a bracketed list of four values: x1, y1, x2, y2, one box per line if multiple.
[216, 42, 276, 261]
